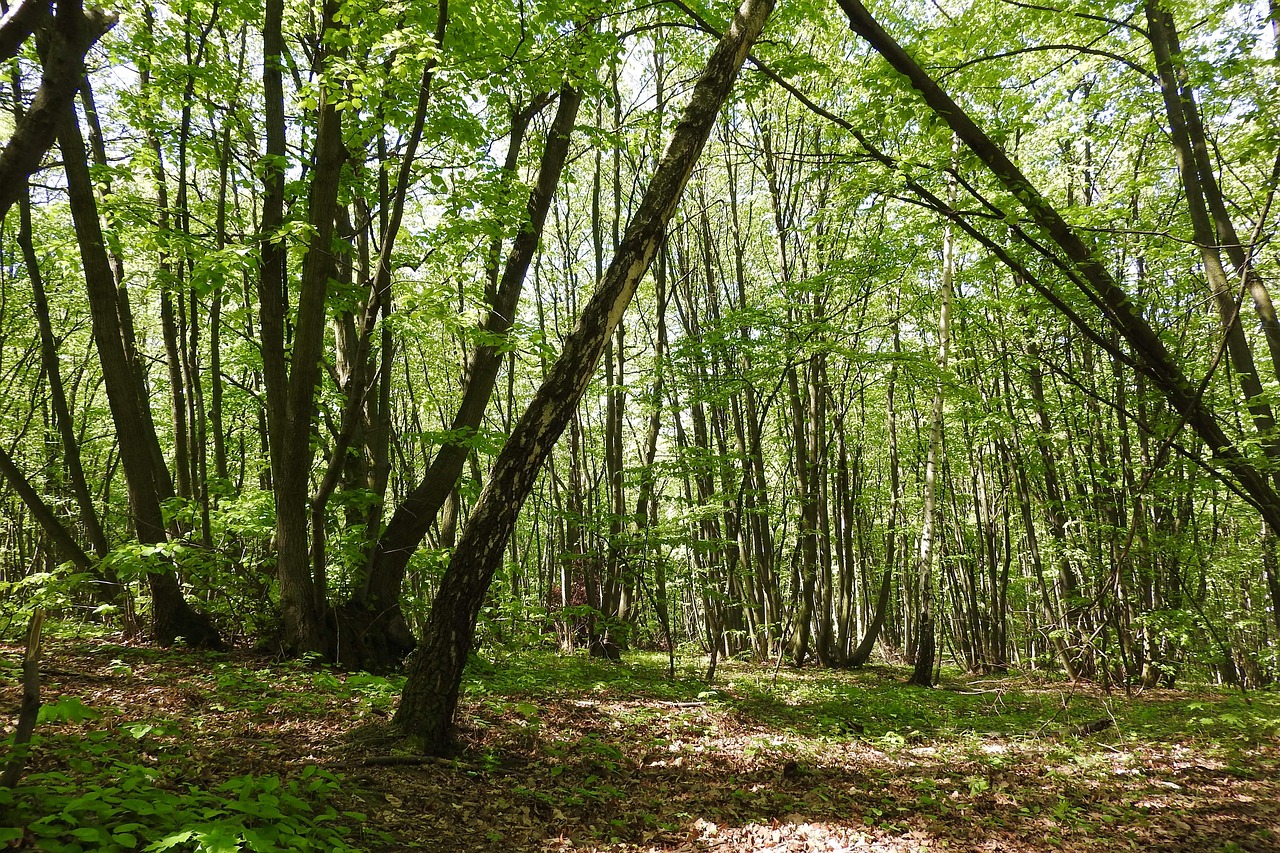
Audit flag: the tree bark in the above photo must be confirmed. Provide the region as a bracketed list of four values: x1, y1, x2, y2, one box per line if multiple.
[909, 193, 954, 688]
[270, 0, 347, 657]
[0, 0, 47, 62]
[0, 610, 44, 789]
[393, 0, 774, 752]
[58, 101, 221, 649]
[0, 2, 114, 219]
[0, 446, 96, 577]
[1146, 1, 1280, 632]
[847, 336, 900, 668]
[18, 192, 111, 562]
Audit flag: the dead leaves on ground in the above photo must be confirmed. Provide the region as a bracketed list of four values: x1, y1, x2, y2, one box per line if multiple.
[3, 639, 1279, 852]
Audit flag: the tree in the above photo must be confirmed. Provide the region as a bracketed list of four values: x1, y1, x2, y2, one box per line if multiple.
[909, 171, 955, 688]
[351, 83, 583, 670]
[0, 0, 114, 218]
[58, 95, 221, 648]
[836, 0, 1280, 538]
[393, 0, 776, 752]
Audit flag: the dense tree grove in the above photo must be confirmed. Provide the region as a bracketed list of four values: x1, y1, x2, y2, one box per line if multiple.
[4, 0, 1280, 749]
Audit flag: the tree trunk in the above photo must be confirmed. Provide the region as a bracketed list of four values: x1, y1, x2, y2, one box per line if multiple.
[0, 610, 44, 789]
[58, 103, 220, 649]
[0, 446, 97, 578]
[1146, 1, 1280, 632]
[909, 196, 954, 688]
[264, 0, 347, 657]
[0, 3, 114, 219]
[18, 193, 111, 562]
[393, 0, 774, 752]
[837, 0, 1280, 535]
[353, 85, 580, 670]
[848, 337, 900, 668]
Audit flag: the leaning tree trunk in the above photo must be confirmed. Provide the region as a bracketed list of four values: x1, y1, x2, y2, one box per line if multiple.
[58, 104, 221, 649]
[393, 0, 775, 752]
[18, 193, 112, 563]
[0, 446, 98, 580]
[1146, 1, 1280, 630]
[0, 2, 114, 219]
[836, 0, 1280, 535]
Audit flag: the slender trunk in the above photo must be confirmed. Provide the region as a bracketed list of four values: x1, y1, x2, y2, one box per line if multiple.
[57, 102, 220, 648]
[258, 0, 288, 492]
[271, 0, 347, 656]
[837, 0, 1280, 534]
[0, 4, 114, 219]
[909, 201, 954, 688]
[1147, 1, 1280, 379]
[636, 243, 672, 665]
[1146, 2, 1280, 630]
[0, 446, 97, 578]
[848, 334, 900, 667]
[210, 122, 231, 483]
[17, 193, 111, 562]
[0, 610, 44, 789]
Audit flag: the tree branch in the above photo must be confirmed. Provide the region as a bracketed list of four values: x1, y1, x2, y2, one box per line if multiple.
[0, 4, 115, 219]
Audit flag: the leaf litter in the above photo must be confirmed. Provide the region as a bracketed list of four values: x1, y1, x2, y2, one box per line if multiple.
[2, 638, 1278, 852]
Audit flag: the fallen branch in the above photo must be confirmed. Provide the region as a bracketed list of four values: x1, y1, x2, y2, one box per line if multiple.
[327, 755, 455, 769]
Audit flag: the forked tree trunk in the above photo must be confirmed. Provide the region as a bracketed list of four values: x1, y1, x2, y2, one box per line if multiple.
[265, 0, 347, 657]
[0, 3, 114, 219]
[1146, 0, 1280, 380]
[58, 105, 220, 649]
[393, 0, 775, 752]
[352, 85, 581, 670]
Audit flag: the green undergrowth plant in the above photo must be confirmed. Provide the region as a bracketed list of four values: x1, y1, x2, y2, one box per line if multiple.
[0, 763, 370, 852]
[469, 649, 719, 703]
[0, 646, 403, 853]
[461, 650, 1280, 762]
[1, 758, 371, 845]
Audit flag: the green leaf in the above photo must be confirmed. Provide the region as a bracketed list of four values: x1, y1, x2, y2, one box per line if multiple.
[70, 826, 110, 842]
[200, 827, 245, 853]
[38, 697, 101, 724]
[144, 829, 196, 851]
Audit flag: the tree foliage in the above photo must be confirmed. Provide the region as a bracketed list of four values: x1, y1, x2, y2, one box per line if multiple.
[2, 0, 1279, 754]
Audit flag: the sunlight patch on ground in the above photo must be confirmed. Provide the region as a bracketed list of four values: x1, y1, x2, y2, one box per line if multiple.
[543, 815, 1051, 852]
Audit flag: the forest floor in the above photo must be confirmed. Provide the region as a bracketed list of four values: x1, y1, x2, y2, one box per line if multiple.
[2, 632, 1279, 852]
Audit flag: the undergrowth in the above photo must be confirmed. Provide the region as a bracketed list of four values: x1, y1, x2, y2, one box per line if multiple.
[3, 639, 1280, 852]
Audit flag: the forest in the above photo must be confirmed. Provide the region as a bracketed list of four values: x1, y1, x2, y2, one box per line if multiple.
[3, 0, 1280, 849]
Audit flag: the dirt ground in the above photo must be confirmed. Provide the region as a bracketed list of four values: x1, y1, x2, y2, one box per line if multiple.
[3, 637, 1279, 852]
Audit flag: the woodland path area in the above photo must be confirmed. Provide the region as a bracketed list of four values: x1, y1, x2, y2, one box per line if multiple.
[3, 636, 1279, 852]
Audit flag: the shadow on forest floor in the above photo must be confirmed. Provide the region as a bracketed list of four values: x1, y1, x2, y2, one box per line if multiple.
[2, 637, 1279, 852]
